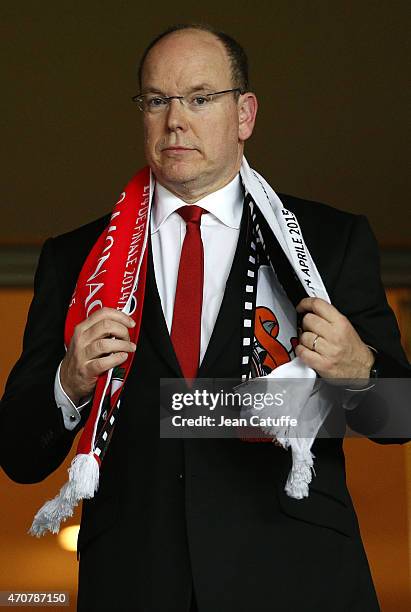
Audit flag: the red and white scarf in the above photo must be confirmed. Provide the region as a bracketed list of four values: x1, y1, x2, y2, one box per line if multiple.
[30, 167, 152, 536]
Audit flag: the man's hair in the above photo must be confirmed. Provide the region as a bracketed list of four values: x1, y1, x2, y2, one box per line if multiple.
[138, 23, 249, 92]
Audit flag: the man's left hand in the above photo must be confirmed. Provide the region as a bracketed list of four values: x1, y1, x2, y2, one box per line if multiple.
[295, 297, 375, 382]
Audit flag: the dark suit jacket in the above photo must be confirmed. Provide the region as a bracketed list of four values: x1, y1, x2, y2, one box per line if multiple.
[1, 193, 410, 612]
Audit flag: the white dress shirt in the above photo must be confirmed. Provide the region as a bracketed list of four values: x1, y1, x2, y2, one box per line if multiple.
[56, 174, 244, 430]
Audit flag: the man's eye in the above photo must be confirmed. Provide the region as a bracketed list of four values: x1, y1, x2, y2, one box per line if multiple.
[191, 95, 210, 106]
[148, 97, 167, 107]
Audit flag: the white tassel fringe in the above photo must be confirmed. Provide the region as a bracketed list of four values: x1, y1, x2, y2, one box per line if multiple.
[29, 453, 100, 537]
[284, 450, 315, 499]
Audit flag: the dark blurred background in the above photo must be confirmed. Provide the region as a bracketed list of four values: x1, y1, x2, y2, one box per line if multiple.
[1, 2, 410, 610]
[1, 0, 410, 245]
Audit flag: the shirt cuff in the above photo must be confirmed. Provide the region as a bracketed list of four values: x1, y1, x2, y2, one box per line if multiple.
[54, 361, 92, 431]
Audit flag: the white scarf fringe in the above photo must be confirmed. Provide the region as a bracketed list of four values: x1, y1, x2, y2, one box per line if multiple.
[29, 453, 99, 536]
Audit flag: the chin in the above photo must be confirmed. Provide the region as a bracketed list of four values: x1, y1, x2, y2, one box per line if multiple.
[156, 160, 200, 187]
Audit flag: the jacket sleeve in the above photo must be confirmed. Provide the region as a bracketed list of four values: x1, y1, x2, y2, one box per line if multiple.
[329, 214, 411, 442]
[0, 238, 90, 483]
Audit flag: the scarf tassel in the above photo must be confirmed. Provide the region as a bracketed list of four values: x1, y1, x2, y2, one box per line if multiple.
[283, 448, 315, 499]
[257, 421, 315, 499]
[29, 453, 99, 537]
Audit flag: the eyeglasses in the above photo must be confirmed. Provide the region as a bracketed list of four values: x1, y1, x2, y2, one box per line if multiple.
[131, 88, 243, 113]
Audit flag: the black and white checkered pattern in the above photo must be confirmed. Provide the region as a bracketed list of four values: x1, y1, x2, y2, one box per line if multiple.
[240, 196, 264, 381]
[240, 194, 275, 381]
[94, 396, 121, 461]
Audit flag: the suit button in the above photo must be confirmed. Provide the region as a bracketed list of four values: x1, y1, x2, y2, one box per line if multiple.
[178, 473, 184, 480]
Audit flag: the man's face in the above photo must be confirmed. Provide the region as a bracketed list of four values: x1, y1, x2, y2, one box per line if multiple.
[141, 29, 256, 201]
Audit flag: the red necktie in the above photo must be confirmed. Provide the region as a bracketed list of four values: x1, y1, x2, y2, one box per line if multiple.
[171, 205, 207, 380]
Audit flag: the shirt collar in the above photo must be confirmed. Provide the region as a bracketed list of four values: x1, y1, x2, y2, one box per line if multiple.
[151, 174, 244, 233]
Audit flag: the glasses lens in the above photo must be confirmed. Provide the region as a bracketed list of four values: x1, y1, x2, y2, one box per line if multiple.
[187, 94, 211, 110]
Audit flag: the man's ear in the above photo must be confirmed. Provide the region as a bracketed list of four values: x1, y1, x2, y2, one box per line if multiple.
[238, 93, 258, 142]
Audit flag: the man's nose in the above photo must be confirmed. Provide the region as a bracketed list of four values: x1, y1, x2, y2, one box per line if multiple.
[166, 98, 189, 131]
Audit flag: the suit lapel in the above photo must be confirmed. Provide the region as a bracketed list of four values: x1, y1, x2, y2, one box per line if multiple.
[142, 235, 183, 377]
[198, 201, 249, 377]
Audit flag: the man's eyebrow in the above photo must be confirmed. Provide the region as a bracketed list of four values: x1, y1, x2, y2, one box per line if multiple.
[185, 83, 215, 92]
[140, 87, 167, 95]
[141, 83, 216, 95]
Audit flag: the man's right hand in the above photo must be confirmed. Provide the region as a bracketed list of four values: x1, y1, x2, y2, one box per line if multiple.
[60, 307, 136, 405]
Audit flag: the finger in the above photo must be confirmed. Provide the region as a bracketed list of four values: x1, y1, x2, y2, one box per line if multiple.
[85, 319, 133, 344]
[299, 331, 333, 356]
[300, 312, 331, 337]
[80, 307, 135, 333]
[85, 338, 136, 361]
[87, 351, 130, 377]
[300, 331, 320, 352]
[295, 343, 329, 372]
[296, 297, 339, 324]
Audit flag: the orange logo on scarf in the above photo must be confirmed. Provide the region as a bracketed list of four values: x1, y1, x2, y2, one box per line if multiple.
[254, 307, 298, 372]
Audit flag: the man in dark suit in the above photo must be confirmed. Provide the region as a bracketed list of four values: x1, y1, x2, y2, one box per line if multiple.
[1, 24, 410, 612]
